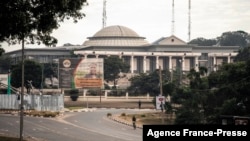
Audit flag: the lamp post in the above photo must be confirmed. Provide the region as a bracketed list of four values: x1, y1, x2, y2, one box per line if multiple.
[7, 69, 11, 95]
[159, 66, 163, 96]
[53, 59, 59, 89]
[179, 59, 183, 86]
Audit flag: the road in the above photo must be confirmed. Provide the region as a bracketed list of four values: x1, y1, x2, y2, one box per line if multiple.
[0, 108, 153, 141]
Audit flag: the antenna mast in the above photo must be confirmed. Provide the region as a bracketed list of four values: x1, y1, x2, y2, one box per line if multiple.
[188, 0, 191, 41]
[171, 0, 175, 35]
[102, 0, 107, 28]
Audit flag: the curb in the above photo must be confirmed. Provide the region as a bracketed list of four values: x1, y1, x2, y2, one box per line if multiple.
[108, 115, 143, 129]
[63, 108, 97, 113]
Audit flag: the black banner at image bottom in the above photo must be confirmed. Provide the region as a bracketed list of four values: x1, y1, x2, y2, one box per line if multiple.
[143, 125, 250, 140]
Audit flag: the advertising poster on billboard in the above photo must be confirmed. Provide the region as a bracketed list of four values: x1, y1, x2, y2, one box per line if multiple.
[156, 95, 166, 110]
[59, 58, 103, 88]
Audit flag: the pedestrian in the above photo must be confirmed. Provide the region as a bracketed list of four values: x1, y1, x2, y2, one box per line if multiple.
[160, 101, 164, 112]
[138, 100, 141, 109]
[132, 115, 136, 129]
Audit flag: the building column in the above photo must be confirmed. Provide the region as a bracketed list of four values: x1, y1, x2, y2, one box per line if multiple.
[130, 55, 134, 74]
[228, 56, 231, 63]
[195, 56, 199, 71]
[213, 56, 217, 71]
[182, 56, 185, 71]
[156, 56, 159, 69]
[169, 56, 172, 71]
[84, 54, 87, 59]
[95, 55, 99, 58]
[143, 56, 147, 73]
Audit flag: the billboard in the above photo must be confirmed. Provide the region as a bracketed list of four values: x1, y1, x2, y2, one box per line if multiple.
[156, 95, 166, 110]
[59, 58, 103, 88]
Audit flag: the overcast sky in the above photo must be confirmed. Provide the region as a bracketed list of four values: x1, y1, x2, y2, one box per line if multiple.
[2, 0, 250, 52]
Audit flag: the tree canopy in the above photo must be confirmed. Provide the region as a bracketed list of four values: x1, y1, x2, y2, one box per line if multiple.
[104, 56, 130, 88]
[189, 30, 250, 48]
[11, 60, 42, 89]
[188, 37, 217, 46]
[0, 0, 88, 46]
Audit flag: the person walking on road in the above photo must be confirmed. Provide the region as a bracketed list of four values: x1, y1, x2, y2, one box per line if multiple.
[138, 100, 141, 109]
[132, 115, 136, 130]
[160, 101, 164, 113]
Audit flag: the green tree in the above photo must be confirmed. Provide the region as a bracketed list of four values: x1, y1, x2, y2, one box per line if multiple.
[174, 87, 206, 124]
[128, 72, 159, 96]
[11, 60, 42, 90]
[188, 30, 250, 48]
[0, 1, 88, 140]
[128, 69, 171, 96]
[173, 67, 209, 124]
[0, 48, 5, 56]
[104, 56, 130, 88]
[187, 67, 208, 89]
[43, 63, 58, 87]
[206, 61, 250, 122]
[234, 46, 250, 62]
[188, 37, 217, 46]
[0, 0, 88, 46]
[0, 56, 12, 73]
[217, 31, 249, 48]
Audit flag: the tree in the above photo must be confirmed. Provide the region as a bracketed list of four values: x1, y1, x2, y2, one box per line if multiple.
[0, 56, 12, 73]
[43, 63, 58, 87]
[188, 30, 250, 48]
[187, 67, 208, 89]
[128, 69, 170, 96]
[11, 60, 42, 90]
[104, 56, 130, 89]
[0, 48, 5, 56]
[217, 31, 249, 48]
[206, 61, 250, 123]
[0, 1, 88, 140]
[0, 0, 88, 46]
[234, 46, 250, 62]
[0, 43, 11, 74]
[128, 72, 160, 96]
[188, 37, 217, 46]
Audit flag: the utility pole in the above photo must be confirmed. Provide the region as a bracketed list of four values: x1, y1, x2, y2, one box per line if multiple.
[102, 0, 107, 28]
[171, 0, 175, 35]
[7, 69, 11, 95]
[159, 66, 163, 96]
[179, 59, 183, 86]
[20, 38, 25, 141]
[188, 0, 191, 42]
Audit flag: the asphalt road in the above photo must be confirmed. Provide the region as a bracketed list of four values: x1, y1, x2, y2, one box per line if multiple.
[0, 108, 153, 141]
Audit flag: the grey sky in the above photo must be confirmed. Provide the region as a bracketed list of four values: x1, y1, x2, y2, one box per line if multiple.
[2, 0, 250, 52]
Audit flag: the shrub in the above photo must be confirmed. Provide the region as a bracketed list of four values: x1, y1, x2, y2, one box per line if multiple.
[121, 113, 126, 116]
[69, 89, 79, 101]
[28, 110, 59, 117]
[107, 113, 112, 117]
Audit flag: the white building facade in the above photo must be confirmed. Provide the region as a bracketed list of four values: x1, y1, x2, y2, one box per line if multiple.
[4, 25, 239, 75]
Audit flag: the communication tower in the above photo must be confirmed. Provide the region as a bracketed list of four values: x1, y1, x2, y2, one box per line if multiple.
[102, 0, 107, 28]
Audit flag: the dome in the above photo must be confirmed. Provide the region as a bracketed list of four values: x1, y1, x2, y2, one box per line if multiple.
[83, 25, 149, 46]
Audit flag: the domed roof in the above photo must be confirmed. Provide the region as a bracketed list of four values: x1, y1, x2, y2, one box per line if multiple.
[93, 25, 140, 37]
[83, 25, 149, 46]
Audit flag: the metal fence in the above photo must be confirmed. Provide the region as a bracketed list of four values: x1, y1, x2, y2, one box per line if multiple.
[0, 94, 64, 111]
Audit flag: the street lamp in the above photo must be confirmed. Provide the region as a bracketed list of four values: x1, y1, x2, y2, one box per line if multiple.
[179, 59, 183, 86]
[159, 65, 163, 96]
[7, 69, 11, 95]
[53, 59, 59, 89]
